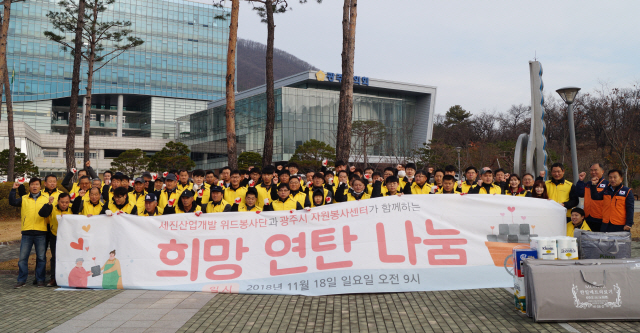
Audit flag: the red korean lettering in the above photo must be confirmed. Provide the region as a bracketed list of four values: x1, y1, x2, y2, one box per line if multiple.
[405, 221, 421, 265]
[157, 239, 189, 277]
[312, 228, 352, 270]
[423, 219, 467, 265]
[203, 239, 242, 280]
[265, 233, 308, 276]
[375, 223, 405, 263]
[342, 226, 357, 252]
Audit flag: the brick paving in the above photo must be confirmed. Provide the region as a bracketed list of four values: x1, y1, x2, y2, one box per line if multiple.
[0, 274, 120, 332]
[1, 272, 640, 332]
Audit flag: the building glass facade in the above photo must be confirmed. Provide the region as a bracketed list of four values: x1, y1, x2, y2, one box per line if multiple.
[181, 83, 424, 170]
[4, 0, 228, 139]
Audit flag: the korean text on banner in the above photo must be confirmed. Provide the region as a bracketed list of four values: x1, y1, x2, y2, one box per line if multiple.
[56, 195, 566, 295]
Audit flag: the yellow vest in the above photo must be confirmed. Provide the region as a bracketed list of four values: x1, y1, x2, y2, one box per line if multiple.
[290, 191, 307, 207]
[224, 186, 247, 205]
[566, 221, 591, 237]
[81, 200, 104, 216]
[236, 203, 261, 212]
[129, 191, 147, 214]
[50, 205, 73, 236]
[158, 189, 180, 209]
[345, 191, 371, 201]
[176, 181, 193, 193]
[41, 189, 64, 224]
[139, 206, 164, 216]
[506, 189, 530, 197]
[546, 179, 574, 217]
[436, 188, 461, 194]
[409, 182, 433, 195]
[204, 200, 231, 213]
[19, 194, 49, 232]
[105, 200, 137, 214]
[255, 183, 275, 209]
[174, 204, 202, 214]
[472, 184, 502, 194]
[270, 197, 299, 211]
[459, 181, 476, 193]
[193, 184, 210, 205]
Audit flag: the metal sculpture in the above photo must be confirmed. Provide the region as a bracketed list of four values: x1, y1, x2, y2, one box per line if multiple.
[514, 61, 547, 180]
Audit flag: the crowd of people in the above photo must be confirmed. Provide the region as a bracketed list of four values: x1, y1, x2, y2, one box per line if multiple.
[8, 160, 635, 288]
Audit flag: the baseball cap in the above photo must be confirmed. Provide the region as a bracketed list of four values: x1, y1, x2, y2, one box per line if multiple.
[134, 177, 144, 183]
[145, 193, 158, 202]
[165, 173, 177, 181]
[210, 185, 224, 193]
[180, 190, 195, 198]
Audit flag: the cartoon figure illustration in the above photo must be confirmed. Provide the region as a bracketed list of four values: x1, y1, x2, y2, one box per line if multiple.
[101, 250, 123, 289]
[68, 258, 92, 288]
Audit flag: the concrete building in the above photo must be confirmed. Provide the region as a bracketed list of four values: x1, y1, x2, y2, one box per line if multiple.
[179, 70, 437, 170]
[2, 0, 229, 175]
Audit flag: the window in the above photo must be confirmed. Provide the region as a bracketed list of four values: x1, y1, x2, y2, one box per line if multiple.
[163, 133, 170, 139]
[43, 150, 58, 157]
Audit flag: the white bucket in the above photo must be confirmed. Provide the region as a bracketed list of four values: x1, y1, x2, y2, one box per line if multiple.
[536, 237, 558, 260]
[557, 237, 578, 260]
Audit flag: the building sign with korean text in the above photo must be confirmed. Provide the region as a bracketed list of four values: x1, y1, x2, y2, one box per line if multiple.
[316, 70, 369, 86]
[56, 195, 566, 295]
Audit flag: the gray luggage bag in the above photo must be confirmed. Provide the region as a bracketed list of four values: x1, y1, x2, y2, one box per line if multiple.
[523, 258, 640, 322]
[574, 231, 631, 259]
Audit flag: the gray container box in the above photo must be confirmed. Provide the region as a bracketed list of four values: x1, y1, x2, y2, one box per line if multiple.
[523, 258, 640, 322]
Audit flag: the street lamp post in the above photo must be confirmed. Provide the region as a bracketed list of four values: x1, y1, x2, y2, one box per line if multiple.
[556, 87, 581, 184]
[455, 146, 462, 181]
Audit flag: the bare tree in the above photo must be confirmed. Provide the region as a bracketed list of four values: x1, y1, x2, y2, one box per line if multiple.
[0, 0, 24, 181]
[351, 120, 384, 168]
[335, 0, 357, 163]
[247, 0, 320, 166]
[45, 0, 143, 166]
[215, 0, 240, 169]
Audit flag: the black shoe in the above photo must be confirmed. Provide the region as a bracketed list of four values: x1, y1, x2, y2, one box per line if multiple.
[37, 281, 45, 287]
[32, 279, 37, 285]
[46, 279, 57, 287]
[14, 282, 26, 289]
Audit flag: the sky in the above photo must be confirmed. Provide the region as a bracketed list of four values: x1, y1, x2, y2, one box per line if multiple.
[194, 0, 640, 116]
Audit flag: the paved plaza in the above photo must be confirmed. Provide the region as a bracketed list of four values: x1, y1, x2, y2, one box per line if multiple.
[1, 273, 640, 333]
[1, 241, 639, 332]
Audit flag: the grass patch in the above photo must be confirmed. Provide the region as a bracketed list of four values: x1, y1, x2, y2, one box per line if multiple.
[0, 218, 22, 243]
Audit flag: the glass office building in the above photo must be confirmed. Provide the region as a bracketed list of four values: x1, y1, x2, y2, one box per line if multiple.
[4, 0, 227, 139]
[179, 71, 437, 170]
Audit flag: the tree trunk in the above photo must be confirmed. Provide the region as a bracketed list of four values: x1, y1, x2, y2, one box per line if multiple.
[84, 55, 94, 167]
[84, 4, 98, 167]
[336, 0, 357, 163]
[0, 0, 11, 91]
[225, 0, 240, 170]
[362, 134, 367, 168]
[0, 0, 13, 181]
[4, 65, 15, 181]
[67, 0, 86, 171]
[261, 0, 275, 167]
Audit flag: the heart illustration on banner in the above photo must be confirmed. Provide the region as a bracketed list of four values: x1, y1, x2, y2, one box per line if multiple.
[500, 213, 505, 216]
[92, 257, 96, 261]
[70, 238, 84, 250]
[507, 206, 516, 212]
[521, 216, 527, 220]
[82, 224, 91, 232]
[85, 247, 90, 251]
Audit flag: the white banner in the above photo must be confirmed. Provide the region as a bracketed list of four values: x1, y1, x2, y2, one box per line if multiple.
[56, 195, 566, 295]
